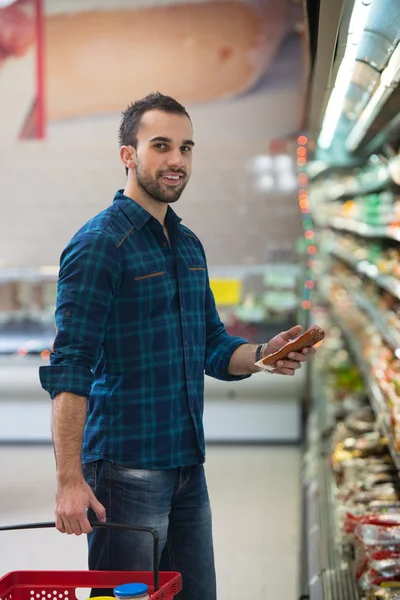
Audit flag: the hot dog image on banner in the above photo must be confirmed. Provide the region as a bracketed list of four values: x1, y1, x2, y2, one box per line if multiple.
[0, 0, 305, 141]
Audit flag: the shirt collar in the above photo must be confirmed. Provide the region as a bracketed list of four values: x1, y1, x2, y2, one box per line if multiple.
[113, 190, 182, 231]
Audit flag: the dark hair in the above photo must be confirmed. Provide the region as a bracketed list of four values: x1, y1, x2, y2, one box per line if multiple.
[119, 92, 191, 174]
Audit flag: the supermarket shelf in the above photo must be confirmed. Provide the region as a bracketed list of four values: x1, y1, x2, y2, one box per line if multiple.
[347, 335, 400, 473]
[353, 291, 400, 351]
[331, 246, 400, 297]
[329, 217, 400, 241]
[0, 267, 59, 283]
[330, 178, 391, 203]
[323, 295, 400, 473]
[331, 247, 400, 302]
[303, 433, 358, 600]
[333, 274, 400, 352]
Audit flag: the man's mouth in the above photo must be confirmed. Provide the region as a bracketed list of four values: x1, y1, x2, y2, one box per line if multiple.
[160, 172, 185, 186]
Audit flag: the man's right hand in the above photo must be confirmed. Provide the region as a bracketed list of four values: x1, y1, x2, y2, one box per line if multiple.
[55, 478, 106, 535]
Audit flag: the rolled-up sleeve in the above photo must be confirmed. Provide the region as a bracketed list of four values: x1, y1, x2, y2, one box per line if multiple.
[201, 255, 250, 382]
[39, 230, 120, 399]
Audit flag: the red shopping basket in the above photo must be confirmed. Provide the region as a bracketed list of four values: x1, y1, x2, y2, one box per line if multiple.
[0, 522, 182, 600]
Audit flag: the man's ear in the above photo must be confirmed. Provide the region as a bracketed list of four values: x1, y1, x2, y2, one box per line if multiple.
[120, 145, 136, 170]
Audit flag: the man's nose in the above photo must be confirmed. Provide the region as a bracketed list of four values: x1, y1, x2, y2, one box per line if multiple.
[166, 149, 184, 169]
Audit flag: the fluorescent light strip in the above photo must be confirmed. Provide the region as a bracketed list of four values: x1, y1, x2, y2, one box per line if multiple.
[346, 40, 400, 151]
[318, 0, 372, 150]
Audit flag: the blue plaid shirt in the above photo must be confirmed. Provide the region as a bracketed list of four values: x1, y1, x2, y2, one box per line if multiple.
[39, 191, 250, 469]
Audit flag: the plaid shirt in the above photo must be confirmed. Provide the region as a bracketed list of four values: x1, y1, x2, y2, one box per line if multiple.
[39, 191, 249, 469]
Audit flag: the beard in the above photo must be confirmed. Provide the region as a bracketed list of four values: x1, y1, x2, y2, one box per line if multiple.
[134, 159, 188, 204]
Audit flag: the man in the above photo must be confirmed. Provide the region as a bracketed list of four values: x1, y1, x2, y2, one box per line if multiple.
[39, 92, 315, 600]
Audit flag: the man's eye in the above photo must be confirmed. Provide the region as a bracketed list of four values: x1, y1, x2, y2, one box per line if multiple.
[155, 143, 167, 150]
[181, 146, 192, 153]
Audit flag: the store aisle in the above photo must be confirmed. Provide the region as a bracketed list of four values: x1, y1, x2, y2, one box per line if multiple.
[0, 445, 301, 599]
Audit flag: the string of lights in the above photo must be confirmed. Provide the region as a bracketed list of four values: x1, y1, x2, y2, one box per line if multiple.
[297, 135, 316, 311]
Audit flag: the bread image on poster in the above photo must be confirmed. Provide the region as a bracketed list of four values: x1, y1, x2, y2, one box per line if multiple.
[45, 0, 288, 121]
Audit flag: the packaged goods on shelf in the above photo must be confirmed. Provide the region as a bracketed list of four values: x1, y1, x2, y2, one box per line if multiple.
[308, 314, 400, 597]
[321, 275, 400, 454]
[367, 587, 400, 599]
[326, 230, 400, 282]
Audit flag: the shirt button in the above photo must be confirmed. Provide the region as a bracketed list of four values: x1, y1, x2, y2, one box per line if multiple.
[184, 340, 188, 346]
[181, 307, 184, 312]
[187, 375, 190, 380]
[65, 311, 72, 317]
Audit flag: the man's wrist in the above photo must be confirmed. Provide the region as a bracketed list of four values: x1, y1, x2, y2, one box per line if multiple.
[255, 344, 263, 363]
[255, 343, 269, 363]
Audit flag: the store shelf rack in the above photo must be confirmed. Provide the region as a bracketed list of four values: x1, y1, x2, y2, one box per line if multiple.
[321, 293, 400, 473]
[303, 413, 359, 600]
[332, 273, 400, 352]
[330, 246, 400, 302]
[328, 217, 400, 241]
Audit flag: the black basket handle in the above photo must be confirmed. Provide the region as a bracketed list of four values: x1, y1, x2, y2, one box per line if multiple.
[0, 521, 160, 591]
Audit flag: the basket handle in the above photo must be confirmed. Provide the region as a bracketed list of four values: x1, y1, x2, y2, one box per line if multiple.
[0, 521, 160, 591]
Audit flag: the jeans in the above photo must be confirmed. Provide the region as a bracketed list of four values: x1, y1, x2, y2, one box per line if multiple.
[83, 461, 217, 600]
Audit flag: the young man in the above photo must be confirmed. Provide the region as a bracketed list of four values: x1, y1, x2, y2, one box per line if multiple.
[39, 92, 315, 600]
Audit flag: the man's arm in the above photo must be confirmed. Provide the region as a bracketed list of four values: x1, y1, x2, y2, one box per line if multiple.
[52, 392, 106, 535]
[39, 230, 120, 534]
[197, 240, 315, 378]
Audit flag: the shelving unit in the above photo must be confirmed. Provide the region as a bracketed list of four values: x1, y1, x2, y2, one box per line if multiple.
[322, 293, 400, 472]
[329, 246, 400, 301]
[328, 217, 400, 241]
[302, 162, 400, 599]
[331, 273, 400, 352]
[303, 411, 359, 600]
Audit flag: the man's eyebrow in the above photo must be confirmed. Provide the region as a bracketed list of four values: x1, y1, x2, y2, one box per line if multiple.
[149, 136, 195, 147]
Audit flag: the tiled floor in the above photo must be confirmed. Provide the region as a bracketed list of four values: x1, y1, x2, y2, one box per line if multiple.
[0, 445, 301, 599]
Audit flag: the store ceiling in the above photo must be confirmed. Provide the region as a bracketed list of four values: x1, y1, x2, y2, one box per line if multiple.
[306, 0, 400, 169]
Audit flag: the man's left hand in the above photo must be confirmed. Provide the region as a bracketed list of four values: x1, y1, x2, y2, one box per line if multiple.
[262, 325, 316, 376]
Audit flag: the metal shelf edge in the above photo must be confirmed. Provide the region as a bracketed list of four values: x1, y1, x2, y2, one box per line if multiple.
[329, 217, 400, 241]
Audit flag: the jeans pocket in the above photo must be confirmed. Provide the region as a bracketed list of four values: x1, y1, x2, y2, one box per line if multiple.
[82, 461, 97, 490]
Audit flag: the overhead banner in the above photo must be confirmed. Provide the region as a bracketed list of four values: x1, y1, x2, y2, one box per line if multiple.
[0, 0, 294, 141]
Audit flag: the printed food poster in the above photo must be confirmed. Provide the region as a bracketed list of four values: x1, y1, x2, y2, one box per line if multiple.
[0, 0, 306, 142]
[0, 0, 42, 139]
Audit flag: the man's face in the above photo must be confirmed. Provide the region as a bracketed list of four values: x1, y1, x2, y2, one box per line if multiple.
[132, 109, 194, 204]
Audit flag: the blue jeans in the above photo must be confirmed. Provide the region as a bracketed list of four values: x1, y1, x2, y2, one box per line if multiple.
[83, 461, 217, 600]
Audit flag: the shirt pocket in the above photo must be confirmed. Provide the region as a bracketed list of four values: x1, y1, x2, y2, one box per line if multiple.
[184, 262, 207, 315]
[131, 269, 175, 320]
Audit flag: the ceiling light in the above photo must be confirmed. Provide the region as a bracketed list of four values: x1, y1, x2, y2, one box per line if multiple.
[255, 175, 274, 192]
[274, 154, 293, 171]
[346, 41, 400, 152]
[318, 0, 372, 150]
[247, 155, 273, 173]
[277, 176, 297, 192]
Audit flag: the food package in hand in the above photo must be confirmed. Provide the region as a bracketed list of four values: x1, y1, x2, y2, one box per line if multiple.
[255, 325, 325, 372]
